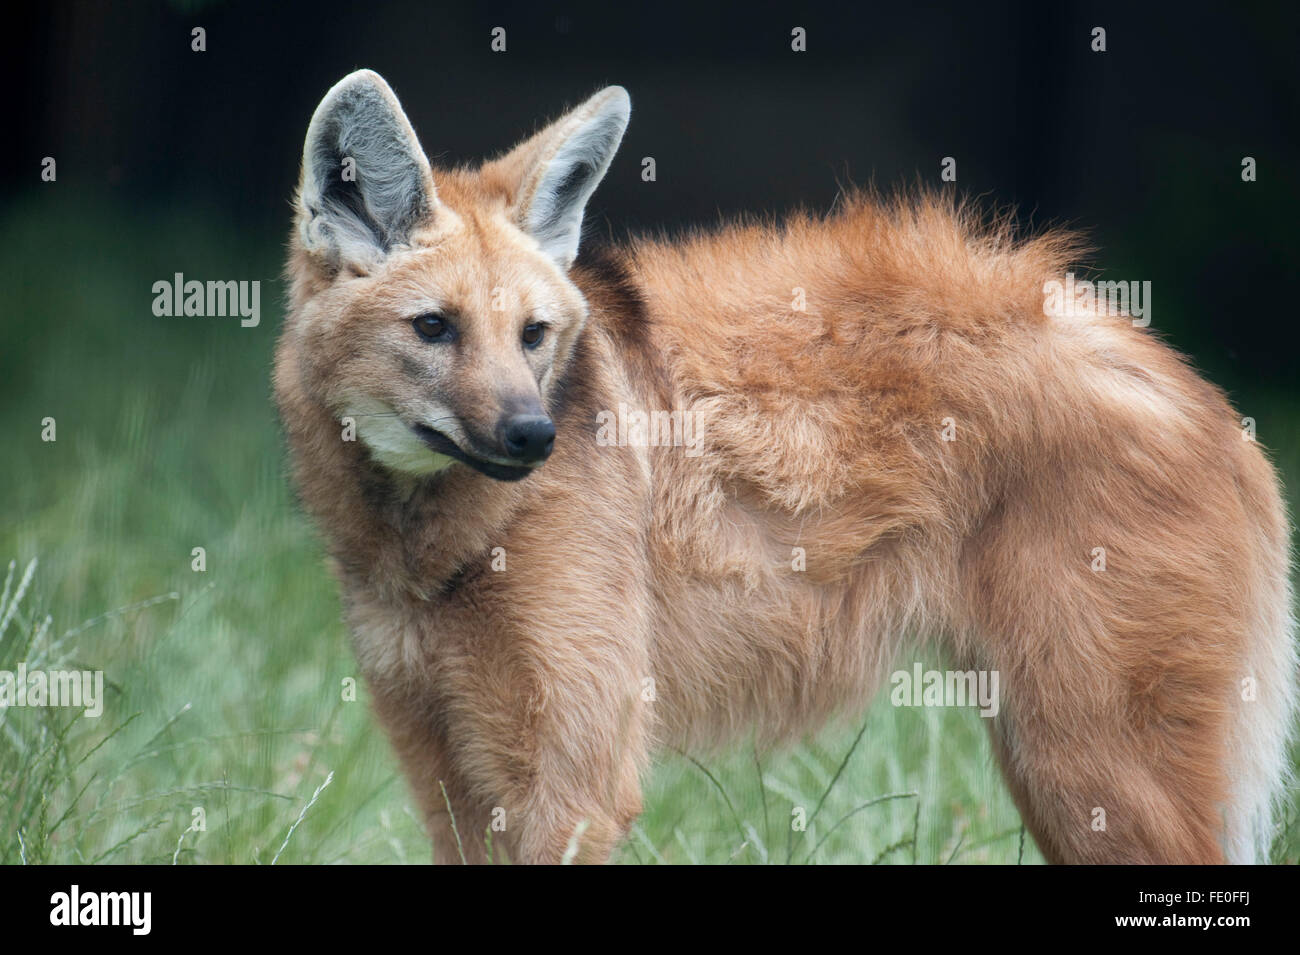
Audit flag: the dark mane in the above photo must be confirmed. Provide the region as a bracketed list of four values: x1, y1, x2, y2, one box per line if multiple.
[571, 244, 651, 353]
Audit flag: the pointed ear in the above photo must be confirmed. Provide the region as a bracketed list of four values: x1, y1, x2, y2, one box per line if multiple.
[297, 70, 436, 271]
[487, 86, 630, 269]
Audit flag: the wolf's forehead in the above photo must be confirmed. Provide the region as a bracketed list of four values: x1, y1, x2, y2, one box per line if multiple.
[378, 230, 572, 316]
[405, 196, 530, 264]
[390, 204, 578, 306]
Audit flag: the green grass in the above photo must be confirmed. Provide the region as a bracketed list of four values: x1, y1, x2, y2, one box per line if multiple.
[2, 194, 1297, 864]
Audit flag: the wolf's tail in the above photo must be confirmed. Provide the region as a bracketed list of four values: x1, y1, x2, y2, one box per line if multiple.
[1221, 514, 1297, 863]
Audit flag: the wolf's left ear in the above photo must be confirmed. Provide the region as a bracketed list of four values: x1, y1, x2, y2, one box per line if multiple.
[486, 86, 630, 269]
[297, 70, 437, 271]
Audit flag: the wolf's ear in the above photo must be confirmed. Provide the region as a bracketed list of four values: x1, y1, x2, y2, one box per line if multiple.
[486, 86, 630, 269]
[297, 70, 436, 271]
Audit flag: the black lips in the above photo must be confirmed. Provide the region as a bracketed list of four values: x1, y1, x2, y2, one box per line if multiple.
[411, 424, 535, 482]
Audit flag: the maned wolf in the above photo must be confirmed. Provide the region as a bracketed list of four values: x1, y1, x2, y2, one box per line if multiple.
[275, 70, 1296, 864]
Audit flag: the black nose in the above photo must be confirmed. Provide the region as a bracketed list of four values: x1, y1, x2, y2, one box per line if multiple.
[501, 414, 556, 463]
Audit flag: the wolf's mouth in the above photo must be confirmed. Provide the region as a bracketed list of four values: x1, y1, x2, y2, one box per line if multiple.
[411, 424, 535, 482]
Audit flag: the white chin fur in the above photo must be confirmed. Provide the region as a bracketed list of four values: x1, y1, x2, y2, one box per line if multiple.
[343, 397, 458, 476]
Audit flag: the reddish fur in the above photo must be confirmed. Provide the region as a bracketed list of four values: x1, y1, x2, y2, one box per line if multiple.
[276, 89, 1295, 864]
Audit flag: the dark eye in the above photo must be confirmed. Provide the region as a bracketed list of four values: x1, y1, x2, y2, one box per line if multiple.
[522, 322, 545, 348]
[413, 313, 453, 343]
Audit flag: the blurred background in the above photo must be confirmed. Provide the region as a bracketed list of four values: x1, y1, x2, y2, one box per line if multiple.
[1, 0, 1296, 864]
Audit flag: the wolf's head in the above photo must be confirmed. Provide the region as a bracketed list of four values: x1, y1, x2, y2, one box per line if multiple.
[284, 70, 629, 482]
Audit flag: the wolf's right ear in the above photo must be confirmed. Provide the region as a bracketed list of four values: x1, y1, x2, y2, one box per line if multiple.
[297, 70, 436, 272]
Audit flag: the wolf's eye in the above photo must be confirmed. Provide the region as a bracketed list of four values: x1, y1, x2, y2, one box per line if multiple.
[522, 323, 545, 348]
[413, 313, 453, 343]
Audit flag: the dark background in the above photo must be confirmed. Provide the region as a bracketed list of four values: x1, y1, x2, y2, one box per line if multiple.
[6, 0, 1299, 392]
